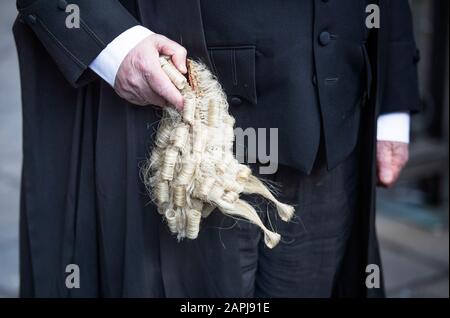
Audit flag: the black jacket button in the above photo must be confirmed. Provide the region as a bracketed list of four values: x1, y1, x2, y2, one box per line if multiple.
[58, 0, 68, 10]
[319, 31, 331, 46]
[230, 96, 242, 106]
[27, 14, 37, 24]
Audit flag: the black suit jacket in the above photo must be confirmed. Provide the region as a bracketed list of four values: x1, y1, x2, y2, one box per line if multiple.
[14, 0, 420, 298]
[16, 0, 420, 173]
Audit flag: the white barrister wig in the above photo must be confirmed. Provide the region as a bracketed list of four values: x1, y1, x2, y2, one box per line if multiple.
[142, 57, 295, 248]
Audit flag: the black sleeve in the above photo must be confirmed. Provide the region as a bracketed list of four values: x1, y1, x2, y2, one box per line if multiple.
[16, 0, 140, 87]
[380, 0, 421, 115]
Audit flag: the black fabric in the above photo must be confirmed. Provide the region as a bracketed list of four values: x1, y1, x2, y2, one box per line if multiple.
[16, 0, 420, 173]
[380, 0, 421, 114]
[16, 0, 140, 86]
[239, 143, 361, 297]
[200, 0, 322, 173]
[14, 0, 419, 298]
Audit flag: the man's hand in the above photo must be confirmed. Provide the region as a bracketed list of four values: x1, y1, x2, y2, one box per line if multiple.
[376, 141, 409, 187]
[114, 33, 187, 109]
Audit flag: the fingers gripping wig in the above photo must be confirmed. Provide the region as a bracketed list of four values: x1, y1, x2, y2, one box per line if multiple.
[142, 57, 295, 248]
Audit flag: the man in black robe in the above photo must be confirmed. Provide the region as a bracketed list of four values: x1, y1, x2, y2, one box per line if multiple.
[13, 0, 420, 297]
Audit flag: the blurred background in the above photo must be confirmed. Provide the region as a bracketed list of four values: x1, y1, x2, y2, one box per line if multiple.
[0, 1, 448, 298]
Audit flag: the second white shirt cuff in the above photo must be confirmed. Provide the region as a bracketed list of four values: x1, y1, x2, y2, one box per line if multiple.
[377, 112, 411, 144]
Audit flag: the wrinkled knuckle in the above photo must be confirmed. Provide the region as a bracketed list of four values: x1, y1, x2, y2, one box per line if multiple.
[127, 76, 141, 89]
[132, 55, 148, 71]
[139, 61, 151, 74]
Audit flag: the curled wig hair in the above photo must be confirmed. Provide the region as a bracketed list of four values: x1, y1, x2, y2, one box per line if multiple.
[142, 57, 295, 248]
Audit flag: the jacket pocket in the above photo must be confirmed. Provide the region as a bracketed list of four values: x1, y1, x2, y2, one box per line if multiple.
[208, 45, 257, 105]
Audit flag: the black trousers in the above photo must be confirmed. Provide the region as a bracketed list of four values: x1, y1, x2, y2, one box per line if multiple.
[239, 142, 361, 297]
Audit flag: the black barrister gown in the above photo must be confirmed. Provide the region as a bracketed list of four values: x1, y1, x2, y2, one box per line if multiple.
[13, 0, 420, 297]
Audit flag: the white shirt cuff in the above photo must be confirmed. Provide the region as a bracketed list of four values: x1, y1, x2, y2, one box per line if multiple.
[377, 112, 411, 143]
[89, 25, 154, 87]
